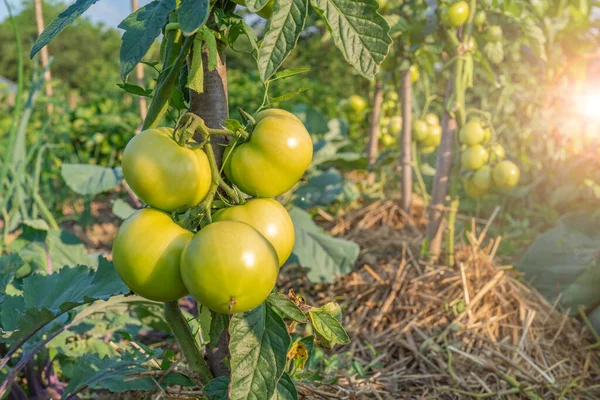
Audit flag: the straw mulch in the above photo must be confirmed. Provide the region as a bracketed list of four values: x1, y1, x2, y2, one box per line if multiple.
[288, 199, 600, 399]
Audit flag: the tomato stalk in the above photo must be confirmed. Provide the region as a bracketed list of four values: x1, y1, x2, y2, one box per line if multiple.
[412, 141, 429, 205]
[163, 301, 213, 385]
[400, 66, 413, 213]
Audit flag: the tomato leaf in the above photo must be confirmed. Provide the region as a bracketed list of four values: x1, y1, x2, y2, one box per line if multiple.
[288, 207, 359, 283]
[293, 168, 343, 209]
[269, 88, 308, 104]
[0, 254, 24, 303]
[267, 293, 308, 323]
[208, 310, 228, 349]
[308, 308, 350, 348]
[30, 0, 101, 59]
[111, 199, 136, 220]
[118, 0, 176, 81]
[204, 376, 230, 400]
[270, 373, 298, 400]
[61, 164, 123, 196]
[229, 303, 291, 400]
[245, 0, 272, 12]
[116, 83, 153, 97]
[258, 0, 309, 82]
[177, 0, 210, 36]
[309, 0, 392, 79]
[269, 68, 310, 82]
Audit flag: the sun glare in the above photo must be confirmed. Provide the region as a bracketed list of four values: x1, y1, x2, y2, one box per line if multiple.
[580, 91, 600, 122]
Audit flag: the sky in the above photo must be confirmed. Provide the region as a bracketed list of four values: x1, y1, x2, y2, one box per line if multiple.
[0, 0, 155, 29]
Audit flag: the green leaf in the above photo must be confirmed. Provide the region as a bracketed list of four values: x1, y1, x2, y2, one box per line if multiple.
[291, 103, 329, 135]
[202, 26, 219, 71]
[30, 0, 101, 58]
[308, 308, 350, 348]
[269, 68, 310, 82]
[62, 351, 154, 398]
[178, 0, 210, 36]
[116, 83, 153, 97]
[187, 36, 205, 93]
[111, 199, 136, 220]
[118, 0, 176, 81]
[293, 168, 343, 209]
[518, 211, 600, 331]
[4, 258, 129, 346]
[209, 310, 228, 349]
[267, 293, 308, 323]
[229, 304, 291, 400]
[289, 207, 359, 283]
[0, 254, 24, 303]
[309, 0, 392, 79]
[269, 88, 309, 104]
[258, 0, 309, 81]
[61, 164, 123, 196]
[246, 0, 272, 12]
[204, 376, 230, 400]
[271, 373, 298, 400]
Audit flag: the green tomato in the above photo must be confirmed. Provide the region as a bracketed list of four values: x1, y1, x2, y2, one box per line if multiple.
[112, 209, 191, 302]
[419, 145, 436, 154]
[213, 199, 294, 266]
[181, 221, 279, 314]
[381, 133, 396, 147]
[413, 119, 430, 142]
[491, 143, 506, 161]
[492, 160, 520, 190]
[487, 26, 503, 42]
[409, 65, 420, 83]
[446, 1, 470, 27]
[472, 165, 493, 190]
[346, 95, 368, 114]
[388, 116, 403, 135]
[473, 10, 487, 27]
[425, 113, 440, 127]
[122, 128, 211, 212]
[459, 120, 486, 146]
[464, 178, 487, 198]
[225, 109, 313, 197]
[461, 145, 489, 170]
[422, 124, 442, 147]
[386, 91, 399, 102]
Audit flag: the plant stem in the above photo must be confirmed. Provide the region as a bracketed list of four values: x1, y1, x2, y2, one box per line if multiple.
[411, 142, 429, 205]
[366, 79, 383, 186]
[400, 67, 413, 213]
[163, 302, 212, 385]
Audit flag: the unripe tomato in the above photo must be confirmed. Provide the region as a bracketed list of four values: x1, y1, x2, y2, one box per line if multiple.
[419, 146, 436, 154]
[255, 108, 301, 124]
[459, 120, 486, 146]
[472, 165, 493, 190]
[413, 119, 430, 142]
[464, 178, 487, 198]
[181, 221, 279, 314]
[347, 95, 368, 114]
[112, 209, 191, 302]
[422, 124, 442, 148]
[491, 143, 506, 161]
[231, 0, 273, 18]
[482, 126, 492, 144]
[213, 199, 294, 266]
[386, 91, 399, 102]
[492, 160, 520, 190]
[473, 10, 487, 27]
[487, 26, 503, 42]
[383, 100, 397, 112]
[122, 128, 211, 212]
[225, 109, 313, 197]
[389, 116, 403, 135]
[381, 133, 396, 147]
[425, 113, 440, 127]
[445, 1, 470, 27]
[409, 65, 420, 83]
[461, 145, 489, 170]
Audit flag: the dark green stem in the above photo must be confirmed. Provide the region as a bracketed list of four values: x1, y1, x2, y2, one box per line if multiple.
[163, 301, 212, 385]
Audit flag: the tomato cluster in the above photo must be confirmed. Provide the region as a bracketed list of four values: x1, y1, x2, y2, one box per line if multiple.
[113, 109, 312, 314]
[340, 94, 368, 123]
[459, 120, 520, 198]
[413, 113, 442, 154]
[378, 91, 400, 147]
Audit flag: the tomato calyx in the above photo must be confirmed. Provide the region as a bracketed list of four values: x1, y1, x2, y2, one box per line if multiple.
[173, 112, 250, 149]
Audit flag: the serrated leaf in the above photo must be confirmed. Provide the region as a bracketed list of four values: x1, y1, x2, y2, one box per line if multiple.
[517, 211, 600, 331]
[293, 168, 343, 209]
[111, 199, 136, 220]
[61, 164, 123, 196]
[116, 83, 153, 97]
[204, 376, 230, 400]
[267, 293, 308, 322]
[229, 303, 291, 400]
[258, 0, 309, 81]
[308, 309, 350, 348]
[187, 36, 204, 93]
[271, 373, 298, 400]
[30, 0, 100, 58]
[5, 258, 129, 346]
[289, 207, 359, 283]
[62, 351, 154, 398]
[118, 0, 176, 81]
[309, 0, 392, 79]
[0, 254, 24, 303]
[246, 0, 271, 12]
[177, 0, 210, 36]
